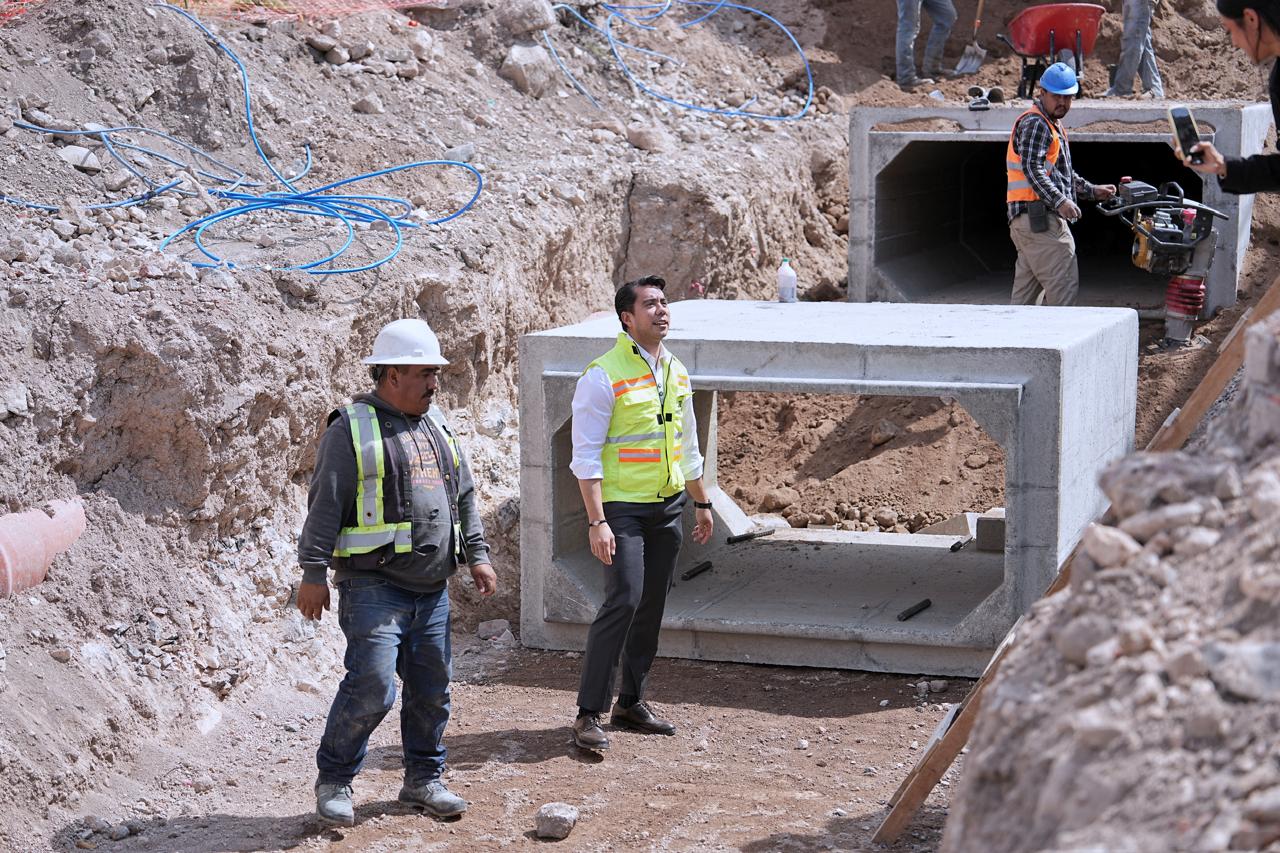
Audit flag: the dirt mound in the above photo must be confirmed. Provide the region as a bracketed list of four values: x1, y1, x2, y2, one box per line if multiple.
[717, 392, 1004, 531]
[942, 314, 1280, 852]
[0, 0, 855, 848]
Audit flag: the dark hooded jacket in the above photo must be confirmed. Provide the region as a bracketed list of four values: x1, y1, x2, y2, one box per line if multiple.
[297, 392, 490, 593]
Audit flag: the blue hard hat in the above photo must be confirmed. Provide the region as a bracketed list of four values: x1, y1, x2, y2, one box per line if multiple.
[1039, 62, 1079, 95]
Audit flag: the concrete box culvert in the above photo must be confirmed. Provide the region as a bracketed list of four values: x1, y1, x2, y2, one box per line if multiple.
[519, 301, 1136, 677]
[849, 102, 1272, 316]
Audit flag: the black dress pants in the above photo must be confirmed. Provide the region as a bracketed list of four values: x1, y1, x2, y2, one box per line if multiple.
[576, 492, 686, 713]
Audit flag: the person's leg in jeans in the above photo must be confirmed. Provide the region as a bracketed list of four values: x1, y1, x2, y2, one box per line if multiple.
[617, 495, 685, 704]
[896, 0, 924, 83]
[921, 0, 957, 79]
[1137, 3, 1164, 97]
[1109, 0, 1153, 95]
[576, 504, 647, 713]
[397, 586, 452, 787]
[316, 578, 408, 786]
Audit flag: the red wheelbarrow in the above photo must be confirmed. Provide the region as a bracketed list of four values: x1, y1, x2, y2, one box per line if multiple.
[996, 3, 1106, 99]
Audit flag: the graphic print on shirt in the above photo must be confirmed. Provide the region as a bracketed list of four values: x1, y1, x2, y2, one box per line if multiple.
[397, 428, 445, 496]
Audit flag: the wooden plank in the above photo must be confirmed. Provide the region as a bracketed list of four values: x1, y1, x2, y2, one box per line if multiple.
[872, 645, 1006, 844]
[872, 273, 1280, 844]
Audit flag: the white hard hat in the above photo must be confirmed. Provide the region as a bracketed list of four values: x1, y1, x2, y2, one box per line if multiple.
[362, 318, 449, 366]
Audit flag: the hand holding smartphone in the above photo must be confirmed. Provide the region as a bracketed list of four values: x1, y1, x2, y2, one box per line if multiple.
[1169, 105, 1204, 165]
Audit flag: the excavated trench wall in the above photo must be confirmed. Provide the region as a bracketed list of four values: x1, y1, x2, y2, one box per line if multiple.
[849, 102, 1272, 316]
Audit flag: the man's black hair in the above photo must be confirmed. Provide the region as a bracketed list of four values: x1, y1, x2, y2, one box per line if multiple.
[614, 274, 667, 331]
[1218, 0, 1280, 34]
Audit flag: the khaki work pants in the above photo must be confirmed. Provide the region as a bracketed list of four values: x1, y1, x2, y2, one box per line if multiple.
[1008, 212, 1079, 306]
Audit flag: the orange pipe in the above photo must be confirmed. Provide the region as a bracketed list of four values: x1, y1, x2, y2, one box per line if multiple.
[0, 500, 86, 597]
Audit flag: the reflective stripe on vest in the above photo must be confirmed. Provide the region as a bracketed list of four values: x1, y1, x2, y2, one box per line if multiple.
[333, 404, 465, 560]
[1007, 106, 1063, 203]
[588, 333, 691, 503]
[334, 403, 412, 558]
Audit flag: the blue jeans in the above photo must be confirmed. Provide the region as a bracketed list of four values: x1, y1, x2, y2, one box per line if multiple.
[316, 578, 452, 787]
[896, 0, 957, 82]
[1111, 0, 1163, 96]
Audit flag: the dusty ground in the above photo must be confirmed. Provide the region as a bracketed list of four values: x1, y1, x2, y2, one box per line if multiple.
[1, 0, 1277, 850]
[52, 638, 964, 852]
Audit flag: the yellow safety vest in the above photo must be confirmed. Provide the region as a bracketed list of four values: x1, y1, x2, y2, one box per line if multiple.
[333, 403, 464, 560]
[589, 333, 692, 503]
[1007, 105, 1064, 203]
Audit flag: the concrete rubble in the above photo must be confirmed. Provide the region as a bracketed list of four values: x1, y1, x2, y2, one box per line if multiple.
[945, 313, 1280, 852]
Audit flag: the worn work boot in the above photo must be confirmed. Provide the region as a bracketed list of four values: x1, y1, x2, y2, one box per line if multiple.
[572, 712, 610, 750]
[610, 700, 677, 735]
[398, 780, 468, 818]
[315, 782, 355, 827]
[897, 75, 935, 92]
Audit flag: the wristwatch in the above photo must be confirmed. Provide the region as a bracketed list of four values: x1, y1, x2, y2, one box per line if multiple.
[588, 519, 609, 527]
[693, 500, 712, 509]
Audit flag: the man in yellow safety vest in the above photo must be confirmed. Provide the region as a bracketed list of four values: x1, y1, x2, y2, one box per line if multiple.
[296, 318, 497, 825]
[569, 275, 715, 751]
[1006, 62, 1116, 305]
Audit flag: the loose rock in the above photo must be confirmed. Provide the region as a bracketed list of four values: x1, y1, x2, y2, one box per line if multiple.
[870, 419, 898, 447]
[1082, 523, 1141, 569]
[535, 802, 579, 840]
[352, 94, 385, 115]
[56, 145, 102, 173]
[477, 618, 510, 640]
[499, 43, 555, 98]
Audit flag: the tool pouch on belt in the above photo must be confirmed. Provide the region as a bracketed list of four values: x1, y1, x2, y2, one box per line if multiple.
[1028, 200, 1049, 233]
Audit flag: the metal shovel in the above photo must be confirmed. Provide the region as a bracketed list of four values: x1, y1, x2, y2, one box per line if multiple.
[953, 0, 987, 76]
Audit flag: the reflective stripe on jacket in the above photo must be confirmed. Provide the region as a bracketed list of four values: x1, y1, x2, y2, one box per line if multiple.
[1007, 105, 1063, 203]
[333, 403, 464, 559]
[588, 333, 691, 503]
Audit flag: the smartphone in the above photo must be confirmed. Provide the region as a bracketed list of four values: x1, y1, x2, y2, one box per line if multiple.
[1169, 105, 1204, 165]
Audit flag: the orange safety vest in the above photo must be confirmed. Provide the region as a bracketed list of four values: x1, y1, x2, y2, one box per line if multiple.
[1006, 105, 1065, 203]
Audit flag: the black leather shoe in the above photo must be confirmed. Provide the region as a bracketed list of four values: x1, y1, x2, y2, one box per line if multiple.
[572, 713, 610, 750]
[610, 700, 676, 735]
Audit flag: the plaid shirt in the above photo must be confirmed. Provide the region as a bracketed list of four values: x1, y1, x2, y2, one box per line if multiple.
[1007, 102, 1094, 222]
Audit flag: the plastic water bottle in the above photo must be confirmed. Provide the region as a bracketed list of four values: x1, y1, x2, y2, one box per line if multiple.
[777, 258, 797, 303]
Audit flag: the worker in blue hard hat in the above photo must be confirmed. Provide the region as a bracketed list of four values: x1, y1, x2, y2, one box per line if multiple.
[1005, 62, 1117, 306]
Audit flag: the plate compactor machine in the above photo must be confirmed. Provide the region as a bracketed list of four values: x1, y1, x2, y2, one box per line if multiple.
[1099, 178, 1229, 347]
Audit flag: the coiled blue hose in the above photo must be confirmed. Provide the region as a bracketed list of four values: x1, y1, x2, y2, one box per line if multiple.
[0, 4, 482, 277]
[544, 0, 812, 122]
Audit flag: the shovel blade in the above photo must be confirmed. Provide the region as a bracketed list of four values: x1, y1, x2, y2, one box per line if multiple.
[953, 42, 987, 76]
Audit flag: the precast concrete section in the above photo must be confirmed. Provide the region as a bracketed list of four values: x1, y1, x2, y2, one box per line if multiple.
[849, 102, 1272, 316]
[519, 301, 1137, 676]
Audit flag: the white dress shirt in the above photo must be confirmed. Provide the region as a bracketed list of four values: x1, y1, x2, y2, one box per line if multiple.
[570, 335, 704, 482]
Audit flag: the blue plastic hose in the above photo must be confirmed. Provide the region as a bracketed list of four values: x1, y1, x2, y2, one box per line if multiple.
[2, 5, 482, 277]
[546, 0, 812, 121]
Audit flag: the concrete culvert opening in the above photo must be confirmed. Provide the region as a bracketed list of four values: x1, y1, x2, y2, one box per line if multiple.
[851, 103, 1273, 317]
[547, 390, 1010, 676]
[874, 140, 1201, 311]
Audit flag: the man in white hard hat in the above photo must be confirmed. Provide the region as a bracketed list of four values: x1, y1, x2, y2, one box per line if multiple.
[296, 318, 497, 826]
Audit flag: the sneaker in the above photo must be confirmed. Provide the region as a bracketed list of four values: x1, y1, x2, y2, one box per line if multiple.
[398, 780, 467, 817]
[315, 782, 355, 827]
[572, 712, 610, 750]
[898, 75, 935, 92]
[610, 700, 677, 735]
